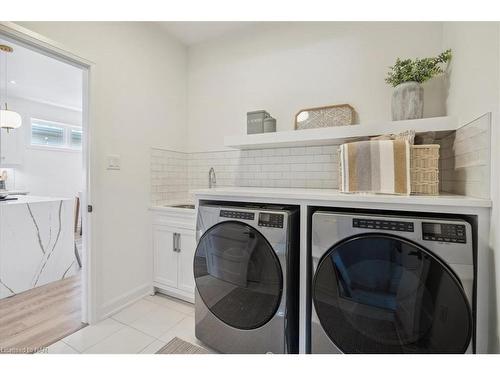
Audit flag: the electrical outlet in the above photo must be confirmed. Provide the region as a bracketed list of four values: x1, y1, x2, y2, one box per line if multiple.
[106, 154, 121, 170]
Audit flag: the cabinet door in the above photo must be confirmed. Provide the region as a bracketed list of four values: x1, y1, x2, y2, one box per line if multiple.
[0, 128, 23, 166]
[153, 225, 178, 289]
[176, 228, 196, 294]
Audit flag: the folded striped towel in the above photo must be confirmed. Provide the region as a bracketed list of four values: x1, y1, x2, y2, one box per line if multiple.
[340, 139, 411, 195]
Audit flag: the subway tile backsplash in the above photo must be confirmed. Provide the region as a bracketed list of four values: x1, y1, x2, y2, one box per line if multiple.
[189, 146, 338, 190]
[151, 149, 189, 205]
[437, 113, 491, 199]
[151, 145, 339, 205]
[151, 115, 492, 205]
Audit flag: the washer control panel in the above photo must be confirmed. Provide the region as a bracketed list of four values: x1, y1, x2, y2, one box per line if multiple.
[353, 218, 414, 232]
[422, 222, 466, 243]
[258, 212, 284, 228]
[220, 210, 255, 220]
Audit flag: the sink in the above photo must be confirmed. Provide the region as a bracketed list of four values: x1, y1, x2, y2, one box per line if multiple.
[169, 204, 195, 209]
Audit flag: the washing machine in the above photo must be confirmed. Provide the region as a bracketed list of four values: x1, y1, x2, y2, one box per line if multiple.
[194, 202, 299, 353]
[311, 210, 475, 354]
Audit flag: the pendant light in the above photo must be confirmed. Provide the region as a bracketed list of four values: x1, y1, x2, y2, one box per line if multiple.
[0, 44, 22, 132]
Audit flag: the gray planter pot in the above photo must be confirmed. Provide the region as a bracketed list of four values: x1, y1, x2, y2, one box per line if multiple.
[391, 81, 424, 121]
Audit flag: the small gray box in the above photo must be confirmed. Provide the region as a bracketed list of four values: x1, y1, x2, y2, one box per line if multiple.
[263, 117, 276, 133]
[247, 110, 270, 134]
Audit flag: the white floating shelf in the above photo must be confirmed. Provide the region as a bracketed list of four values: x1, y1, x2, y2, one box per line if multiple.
[224, 116, 457, 150]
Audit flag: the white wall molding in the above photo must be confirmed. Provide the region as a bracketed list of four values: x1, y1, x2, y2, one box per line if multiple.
[98, 282, 153, 320]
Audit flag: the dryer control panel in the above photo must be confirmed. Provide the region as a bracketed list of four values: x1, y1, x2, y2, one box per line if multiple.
[353, 218, 414, 232]
[220, 210, 255, 220]
[422, 222, 467, 243]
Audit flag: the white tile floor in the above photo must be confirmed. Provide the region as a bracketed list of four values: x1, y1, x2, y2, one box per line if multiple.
[40, 293, 213, 354]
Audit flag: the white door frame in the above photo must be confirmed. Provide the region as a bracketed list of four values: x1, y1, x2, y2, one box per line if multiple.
[0, 21, 97, 323]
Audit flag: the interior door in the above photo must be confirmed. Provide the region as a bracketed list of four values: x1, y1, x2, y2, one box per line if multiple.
[177, 228, 196, 294]
[153, 225, 178, 289]
[312, 234, 472, 354]
[194, 221, 283, 330]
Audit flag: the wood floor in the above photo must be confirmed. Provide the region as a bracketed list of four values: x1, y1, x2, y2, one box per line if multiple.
[0, 274, 85, 354]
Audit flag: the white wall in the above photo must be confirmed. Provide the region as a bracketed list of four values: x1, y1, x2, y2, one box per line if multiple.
[442, 22, 500, 353]
[443, 23, 500, 124]
[16, 22, 188, 319]
[7, 96, 83, 198]
[187, 22, 445, 152]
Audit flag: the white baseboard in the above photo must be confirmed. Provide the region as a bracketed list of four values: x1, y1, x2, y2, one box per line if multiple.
[154, 284, 194, 304]
[98, 282, 153, 320]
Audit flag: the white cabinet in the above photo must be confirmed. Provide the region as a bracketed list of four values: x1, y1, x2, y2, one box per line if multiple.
[0, 128, 23, 166]
[152, 208, 196, 303]
[153, 226, 179, 289]
[176, 228, 196, 293]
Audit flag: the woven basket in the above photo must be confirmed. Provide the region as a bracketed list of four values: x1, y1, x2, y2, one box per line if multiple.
[337, 143, 440, 195]
[410, 144, 440, 195]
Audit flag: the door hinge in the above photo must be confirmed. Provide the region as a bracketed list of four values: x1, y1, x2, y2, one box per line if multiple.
[87, 205, 93, 213]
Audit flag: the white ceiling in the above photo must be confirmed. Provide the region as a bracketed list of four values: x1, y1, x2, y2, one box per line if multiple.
[157, 22, 260, 46]
[0, 38, 83, 111]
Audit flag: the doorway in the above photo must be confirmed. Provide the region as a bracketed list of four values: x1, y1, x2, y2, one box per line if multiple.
[0, 23, 92, 353]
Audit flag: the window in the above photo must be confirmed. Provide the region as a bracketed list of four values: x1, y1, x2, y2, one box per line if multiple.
[70, 129, 82, 148]
[30, 119, 82, 150]
[31, 122, 65, 146]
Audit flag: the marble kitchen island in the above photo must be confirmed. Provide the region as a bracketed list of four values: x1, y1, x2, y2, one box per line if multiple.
[0, 196, 76, 299]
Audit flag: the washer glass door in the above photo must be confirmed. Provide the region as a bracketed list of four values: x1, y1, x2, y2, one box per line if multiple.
[313, 234, 472, 353]
[194, 221, 283, 330]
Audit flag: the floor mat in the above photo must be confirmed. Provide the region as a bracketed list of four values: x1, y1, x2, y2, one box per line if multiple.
[156, 337, 210, 354]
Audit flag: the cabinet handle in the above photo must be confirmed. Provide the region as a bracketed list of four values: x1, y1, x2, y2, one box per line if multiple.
[173, 233, 181, 253]
[173, 233, 177, 252]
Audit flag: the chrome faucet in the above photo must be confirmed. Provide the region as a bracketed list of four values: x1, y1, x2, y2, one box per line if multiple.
[208, 167, 216, 189]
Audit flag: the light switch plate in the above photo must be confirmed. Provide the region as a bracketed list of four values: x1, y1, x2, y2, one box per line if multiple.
[106, 154, 121, 170]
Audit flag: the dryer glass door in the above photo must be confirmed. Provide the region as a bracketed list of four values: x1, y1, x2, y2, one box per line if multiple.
[194, 221, 283, 330]
[313, 234, 472, 353]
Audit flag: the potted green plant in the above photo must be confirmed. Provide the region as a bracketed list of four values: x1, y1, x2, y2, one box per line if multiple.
[386, 49, 452, 121]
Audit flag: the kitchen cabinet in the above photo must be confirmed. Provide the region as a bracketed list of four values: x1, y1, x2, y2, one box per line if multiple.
[151, 207, 196, 303]
[0, 127, 23, 166]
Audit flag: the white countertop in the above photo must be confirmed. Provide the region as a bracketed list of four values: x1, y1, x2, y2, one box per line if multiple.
[0, 195, 72, 206]
[192, 187, 492, 208]
[6, 190, 29, 195]
[150, 200, 196, 214]
[150, 205, 196, 214]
